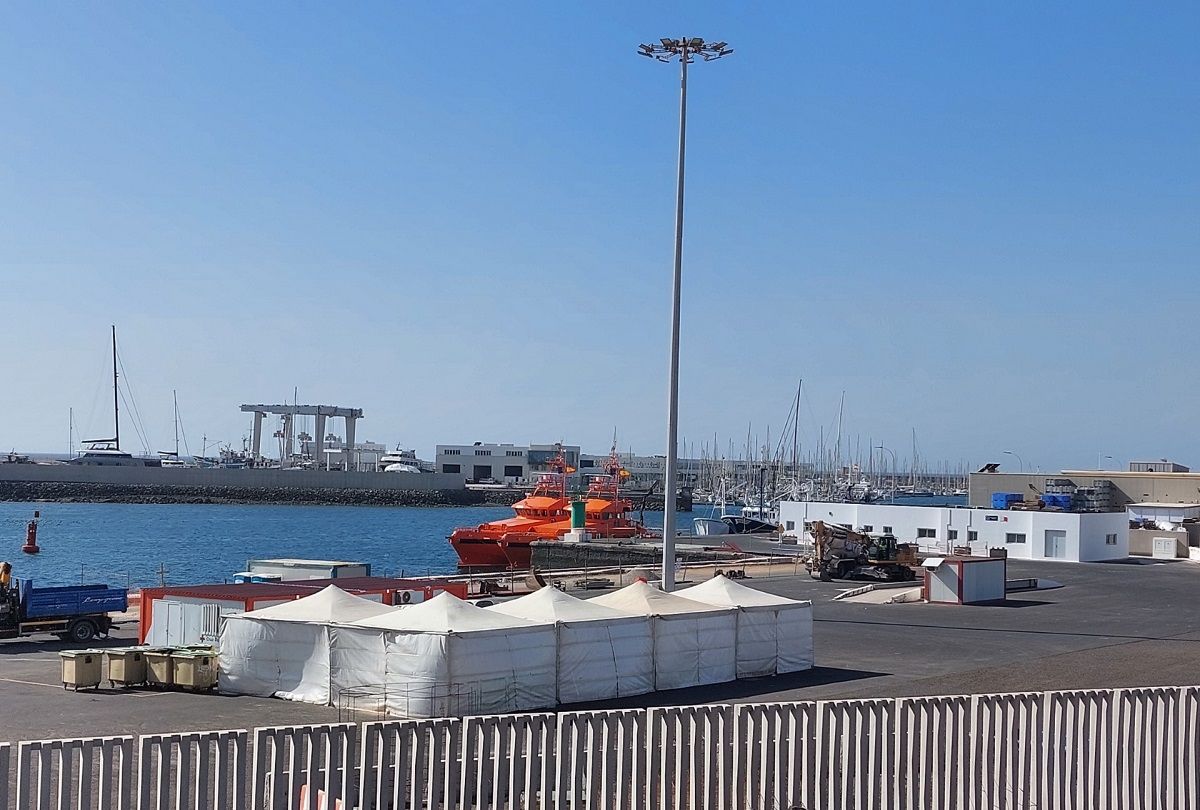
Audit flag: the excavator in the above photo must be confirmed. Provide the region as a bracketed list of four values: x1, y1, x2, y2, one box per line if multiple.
[807, 521, 919, 582]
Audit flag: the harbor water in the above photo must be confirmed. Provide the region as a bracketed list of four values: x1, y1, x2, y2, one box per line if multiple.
[0, 496, 964, 588]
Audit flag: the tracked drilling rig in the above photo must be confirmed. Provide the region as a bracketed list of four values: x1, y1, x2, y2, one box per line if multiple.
[807, 521, 919, 582]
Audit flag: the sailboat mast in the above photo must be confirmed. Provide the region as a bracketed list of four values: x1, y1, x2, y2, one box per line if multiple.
[792, 379, 801, 488]
[111, 325, 120, 451]
[173, 389, 180, 456]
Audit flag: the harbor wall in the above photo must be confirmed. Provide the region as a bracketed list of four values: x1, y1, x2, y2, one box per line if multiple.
[0, 464, 465, 490]
[0, 464, 481, 506]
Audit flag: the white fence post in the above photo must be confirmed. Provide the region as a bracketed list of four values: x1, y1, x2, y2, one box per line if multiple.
[250, 723, 356, 810]
[357, 718, 463, 810]
[646, 704, 735, 810]
[459, 713, 557, 809]
[135, 729, 248, 810]
[0, 742, 9, 810]
[555, 708, 648, 810]
[812, 697, 893, 810]
[969, 691, 1044, 810]
[15, 735, 133, 810]
[732, 701, 817, 810]
[893, 694, 971, 810]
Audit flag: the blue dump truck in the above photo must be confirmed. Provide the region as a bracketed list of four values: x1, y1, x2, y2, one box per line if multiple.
[0, 563, 129, 643]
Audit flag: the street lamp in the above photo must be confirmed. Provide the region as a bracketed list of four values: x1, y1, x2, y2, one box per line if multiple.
[1002, 450, 1025, 471]
[638, 37, 732, 591]
[875, 445, 896, 503]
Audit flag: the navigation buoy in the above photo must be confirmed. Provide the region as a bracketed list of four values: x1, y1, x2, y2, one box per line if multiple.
[22, 510, 40, 554]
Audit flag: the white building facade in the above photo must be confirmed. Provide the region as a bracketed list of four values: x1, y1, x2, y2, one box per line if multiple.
[435, 443, 581, 484]
[779, 501, 1128, 563]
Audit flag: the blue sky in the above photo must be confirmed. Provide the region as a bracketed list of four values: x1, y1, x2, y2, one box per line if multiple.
[1, 2, 1197, 471]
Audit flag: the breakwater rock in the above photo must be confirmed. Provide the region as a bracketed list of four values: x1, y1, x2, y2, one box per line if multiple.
[0, 481, 491, 507]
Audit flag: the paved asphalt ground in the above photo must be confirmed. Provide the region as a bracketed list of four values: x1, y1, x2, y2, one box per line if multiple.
[2, 558, 1198, 742]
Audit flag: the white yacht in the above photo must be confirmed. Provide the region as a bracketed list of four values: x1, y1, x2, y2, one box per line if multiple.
[379, 446, 423, 473]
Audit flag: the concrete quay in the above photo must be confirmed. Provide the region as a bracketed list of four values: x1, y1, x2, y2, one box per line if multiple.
[2, 557, 1197, 742]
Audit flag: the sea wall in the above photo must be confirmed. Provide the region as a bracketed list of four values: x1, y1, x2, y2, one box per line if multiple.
[0, 464, 480, 506]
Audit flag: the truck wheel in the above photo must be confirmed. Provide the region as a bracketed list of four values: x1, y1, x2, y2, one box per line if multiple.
[67, 620, 97, 643]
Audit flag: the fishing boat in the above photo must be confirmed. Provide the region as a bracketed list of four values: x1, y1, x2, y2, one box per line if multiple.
[449, 446, 646, 570]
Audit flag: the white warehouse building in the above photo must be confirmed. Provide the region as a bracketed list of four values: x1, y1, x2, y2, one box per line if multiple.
[779, 501, 1128, 563]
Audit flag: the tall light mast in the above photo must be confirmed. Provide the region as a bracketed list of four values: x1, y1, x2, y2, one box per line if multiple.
[637, 36, 732, 591]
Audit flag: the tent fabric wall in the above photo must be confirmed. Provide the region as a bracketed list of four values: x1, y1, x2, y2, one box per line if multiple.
[555, 619, 653, 702]
[675, 576, 815, 677]
[349, 593, 557, 718]
[218, 617, 331, 702]
[219, 585, 399, 705]
[487, 587, 654, 703]
[590, 582, 737, 690]
[328, 625, 388, 709]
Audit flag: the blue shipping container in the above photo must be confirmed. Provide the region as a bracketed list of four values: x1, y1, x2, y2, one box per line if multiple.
[991, 493, 1022, 509]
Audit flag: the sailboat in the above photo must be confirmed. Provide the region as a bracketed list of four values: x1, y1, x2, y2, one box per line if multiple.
[158, 390, 188, 467]
[70, 327, 157, 467]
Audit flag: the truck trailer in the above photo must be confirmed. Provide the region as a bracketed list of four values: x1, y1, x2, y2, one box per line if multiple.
[0, 562, 129, 643]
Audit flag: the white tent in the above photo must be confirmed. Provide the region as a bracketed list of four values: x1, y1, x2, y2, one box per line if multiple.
[346, 592, 556, 717]
[676, 576, 814, 677]
[487, 587, 654, 703]
[218, 585, 394, 704]
[589, 581, 737, 690]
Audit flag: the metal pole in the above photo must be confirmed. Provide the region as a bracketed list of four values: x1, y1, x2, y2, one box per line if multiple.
[661, 40, 688, 592]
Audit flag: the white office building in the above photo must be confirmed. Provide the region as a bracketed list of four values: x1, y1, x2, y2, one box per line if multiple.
[779, 501, 1128, 563]
[435, 443, 581, 484]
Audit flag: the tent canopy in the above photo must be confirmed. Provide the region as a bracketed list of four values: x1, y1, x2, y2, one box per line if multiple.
[675, 576, 808, 609]
[589, 580, 730, 616]
[239, 585, 393, 623]
[487, 586, 639, 623]
[349, 591, 537, 632]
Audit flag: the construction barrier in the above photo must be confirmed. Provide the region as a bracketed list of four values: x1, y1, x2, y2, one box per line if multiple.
[1, 685, 1198, 809]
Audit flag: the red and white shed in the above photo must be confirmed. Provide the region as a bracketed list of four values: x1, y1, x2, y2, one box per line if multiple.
[921, 556, 1007, 605]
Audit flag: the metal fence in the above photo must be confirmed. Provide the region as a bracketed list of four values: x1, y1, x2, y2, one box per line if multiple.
[2, 685, 1197, 809]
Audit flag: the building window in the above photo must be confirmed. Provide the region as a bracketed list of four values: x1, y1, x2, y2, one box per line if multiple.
[1006, 532, 1026, 544]
[506, 450, 523, 457]
[861, 525, 873, 533]
[475, 449, 491, 456]
[444, 449, 461, 456]
[917, 528, 936, 539]
[1105, 533, 1118, 545]
[442, 463, 460, 474]
[882, 526, 893, 534]
[968, 530, 978, 542]
[503, 465, 523, 477]
[947, 530, 958, 541]
[785, 520, 795, 531]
